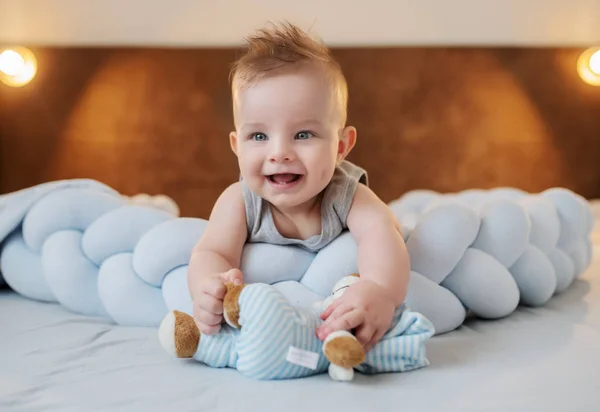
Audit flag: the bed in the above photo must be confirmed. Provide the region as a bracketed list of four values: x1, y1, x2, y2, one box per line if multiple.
[1, 218, 598, 412]
[1, 45, 599, 411]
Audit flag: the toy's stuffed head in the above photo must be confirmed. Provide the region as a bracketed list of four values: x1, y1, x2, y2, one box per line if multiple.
[322, 273, 360, 310]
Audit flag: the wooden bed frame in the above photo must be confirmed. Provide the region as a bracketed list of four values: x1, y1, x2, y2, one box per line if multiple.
[1, 47, 599, 218]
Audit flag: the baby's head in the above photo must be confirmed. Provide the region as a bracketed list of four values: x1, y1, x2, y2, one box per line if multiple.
[229, 22, 357, 211]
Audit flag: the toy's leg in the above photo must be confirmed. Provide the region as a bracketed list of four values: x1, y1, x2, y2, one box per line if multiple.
[322, 330, 365, 381]
[194, 324, 239, 368]
[355, 306, 435, 375]
[158, 310, 239, 369]
[233, 283, 330, 380]
[159, 310, 200, 358]
[157, 283, 248, 368]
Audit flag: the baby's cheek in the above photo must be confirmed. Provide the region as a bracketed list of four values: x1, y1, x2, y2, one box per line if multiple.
[239, 155, 261, 176]
[319, 162, 337, 183]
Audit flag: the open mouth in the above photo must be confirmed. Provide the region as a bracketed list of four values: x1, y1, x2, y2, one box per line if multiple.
[267, 173, 303, 186]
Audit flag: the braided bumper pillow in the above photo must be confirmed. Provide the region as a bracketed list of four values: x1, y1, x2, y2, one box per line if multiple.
[0, 180, 593, 335]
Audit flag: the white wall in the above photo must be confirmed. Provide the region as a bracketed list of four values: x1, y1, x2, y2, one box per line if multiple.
[1, 0, 599, 47]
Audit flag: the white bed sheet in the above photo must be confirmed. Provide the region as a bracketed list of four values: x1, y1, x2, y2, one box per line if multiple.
[2, 246, 600, 412]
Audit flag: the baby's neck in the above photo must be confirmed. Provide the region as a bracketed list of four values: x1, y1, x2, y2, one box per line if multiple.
[269, 194, 323, 240]
[272, 193, 321, 218]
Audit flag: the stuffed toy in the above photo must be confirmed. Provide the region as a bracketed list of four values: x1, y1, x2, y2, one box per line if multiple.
[158, 274, 435, 381]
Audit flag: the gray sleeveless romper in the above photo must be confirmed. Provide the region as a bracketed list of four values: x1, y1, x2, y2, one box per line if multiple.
[241, 160, 368, 252]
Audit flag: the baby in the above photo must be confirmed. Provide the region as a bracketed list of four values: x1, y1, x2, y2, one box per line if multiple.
[188, 22, 410, 353]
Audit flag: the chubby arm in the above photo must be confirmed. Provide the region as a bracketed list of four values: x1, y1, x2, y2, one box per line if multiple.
[345, 184, 409, 307]
[316, 184, 409, 348]
[187, 182, 247, 302]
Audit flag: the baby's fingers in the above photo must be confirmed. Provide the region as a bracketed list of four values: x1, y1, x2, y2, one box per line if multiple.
[203, 277, 227, 299]
[320, 298, 342, 320]
[317, 303, 349, 339]
[193, 304, 222, 335]
[364, 328, 387, 353]
[355, 324, 376, 348]
[221, 269, 243, 285]
[196, 308, 222, 327]
[318, 308, 365, 340]
[321, 302, 351, 325]
[197, 292, 224, 315]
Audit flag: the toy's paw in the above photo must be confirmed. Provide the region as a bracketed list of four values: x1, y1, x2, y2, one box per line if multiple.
[328, 364, 354, 382]
[323, 331, 365, 368]
[223, 282, 246, 329]
[158, 310, 200, 358]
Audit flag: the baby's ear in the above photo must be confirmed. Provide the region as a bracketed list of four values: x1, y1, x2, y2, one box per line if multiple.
[338, 126, 357, 162]
[229, 131, 239, 156]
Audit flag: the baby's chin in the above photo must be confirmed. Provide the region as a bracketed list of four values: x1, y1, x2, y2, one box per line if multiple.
[259, 185, 321, 210]
[267, 197, 320, 214]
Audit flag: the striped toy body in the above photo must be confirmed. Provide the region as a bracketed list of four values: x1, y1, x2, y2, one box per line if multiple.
[194, 283, 434, 380]
[356, 305, 435, 374]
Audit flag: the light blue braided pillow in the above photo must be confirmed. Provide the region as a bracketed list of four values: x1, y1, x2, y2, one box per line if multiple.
[0, 180, 593, 335]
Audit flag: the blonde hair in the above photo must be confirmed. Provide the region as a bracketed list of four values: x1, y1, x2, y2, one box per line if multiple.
[230, 22, 348, 124]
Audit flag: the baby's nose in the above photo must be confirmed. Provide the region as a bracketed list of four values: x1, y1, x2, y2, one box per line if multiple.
[270, 154, 291, 162]
[269, 142, 293, 163]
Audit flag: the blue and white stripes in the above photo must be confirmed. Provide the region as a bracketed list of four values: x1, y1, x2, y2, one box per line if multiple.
[356, 308, 435, 374]
[194, 323, 239, 369]
[194, 284, 434, 380]
[235, 284, 330, 380]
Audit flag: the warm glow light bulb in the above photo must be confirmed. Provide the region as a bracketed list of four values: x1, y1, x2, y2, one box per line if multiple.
[0, 50, 26, 76]
[577, 47, 600, 86]
[589, 50, 600, 75]
[0, 47, 38, 87]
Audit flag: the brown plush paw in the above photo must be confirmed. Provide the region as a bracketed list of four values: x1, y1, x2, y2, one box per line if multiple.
[323, 331, 366, 368]
[223, 282, 246, 329]
[158, 310, 200, 359]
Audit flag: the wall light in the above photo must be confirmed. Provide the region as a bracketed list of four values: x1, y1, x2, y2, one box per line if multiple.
[0, 46, 37, 87]
[577, 46, 600, 86]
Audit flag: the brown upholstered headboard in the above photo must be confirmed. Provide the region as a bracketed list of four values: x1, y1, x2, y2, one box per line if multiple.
[1, 47, 599, 218]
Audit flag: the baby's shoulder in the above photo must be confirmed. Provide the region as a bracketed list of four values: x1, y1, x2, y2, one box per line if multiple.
[346, 183, 400, 234]
[217, 181, 244, 203]
[210, 182, 246, 219]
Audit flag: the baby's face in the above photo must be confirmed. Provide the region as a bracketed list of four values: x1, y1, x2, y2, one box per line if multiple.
[230, 65, 353, 212]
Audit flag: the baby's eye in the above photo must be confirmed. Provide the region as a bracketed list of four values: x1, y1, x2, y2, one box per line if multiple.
[251, 133, 268, 141]
[295, 131, 314, 140]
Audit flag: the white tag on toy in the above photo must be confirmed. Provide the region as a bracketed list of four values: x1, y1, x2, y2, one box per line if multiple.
[286, 346, 319, 370]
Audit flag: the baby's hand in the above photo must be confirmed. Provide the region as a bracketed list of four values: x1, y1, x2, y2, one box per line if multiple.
[191, 268, 243, 335]
[317, 280, 396, 352]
